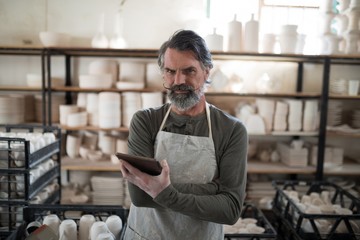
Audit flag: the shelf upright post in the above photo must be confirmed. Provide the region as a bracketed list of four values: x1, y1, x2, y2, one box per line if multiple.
[46, 49, 52, 126]
[296, 62, 303, 92]
[316, 57, 331, 181]
[41, 48, 47, 127]
[65, 54, 72, 104]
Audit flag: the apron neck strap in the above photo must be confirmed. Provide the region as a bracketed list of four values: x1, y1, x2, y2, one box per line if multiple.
[159, 103, 212, 139]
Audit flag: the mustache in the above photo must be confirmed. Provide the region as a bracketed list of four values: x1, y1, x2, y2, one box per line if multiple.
[163, 83, 199, 91]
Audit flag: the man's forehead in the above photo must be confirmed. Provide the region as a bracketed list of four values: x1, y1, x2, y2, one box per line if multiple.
[164, 49, 200, 68]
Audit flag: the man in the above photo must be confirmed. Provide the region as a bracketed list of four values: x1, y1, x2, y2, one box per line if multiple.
[120, 29, 247, 239]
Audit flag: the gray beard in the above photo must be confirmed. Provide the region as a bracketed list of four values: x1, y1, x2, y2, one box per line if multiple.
[167, 84, 205, 111]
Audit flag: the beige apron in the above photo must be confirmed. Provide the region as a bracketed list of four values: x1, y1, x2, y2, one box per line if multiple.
[124, 103, 222, 240]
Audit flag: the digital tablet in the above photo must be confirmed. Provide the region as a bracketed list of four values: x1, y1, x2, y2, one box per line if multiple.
[115, 152, 162, 176]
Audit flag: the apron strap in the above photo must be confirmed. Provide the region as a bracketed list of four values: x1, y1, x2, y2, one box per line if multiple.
[159, 103, 213, 139]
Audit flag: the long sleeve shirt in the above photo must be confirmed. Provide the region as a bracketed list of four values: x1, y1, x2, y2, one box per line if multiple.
[126, 103, 248, 225]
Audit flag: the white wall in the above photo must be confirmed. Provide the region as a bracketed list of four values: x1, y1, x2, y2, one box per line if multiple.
[0, 0, 206, 48]
[0, 0, 359, 92]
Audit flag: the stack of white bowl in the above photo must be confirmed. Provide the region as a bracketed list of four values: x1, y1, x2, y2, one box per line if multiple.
[98, 92, 121, 129]
[26, 73, 64, 88]
[98, 134, 116, 156]
[79, 74, 112, 89]
[145, 62, 163, 90]
[256, 99, 275, 132]
[278, 25, 299, 54]
[329, 79, 347, 95]
[273, 101, 289, 131]
[141, 92, 163, 109]
[287, 100, 303, 131]
[59, 105, 79, 125]
[67, 112, 88, 128]
[122, 92, 141, 128]
[327, 100, 342, 126]
[89, 59, 119, 87]
[77, 93, 87, 110]
[116, 62, 146, 90]
[86, 94, 99, 126]
[0, 95, 25, 124]
[303, 100, 319, 132]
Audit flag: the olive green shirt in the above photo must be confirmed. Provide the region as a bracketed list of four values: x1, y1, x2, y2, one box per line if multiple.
[127, 103, 248, 225]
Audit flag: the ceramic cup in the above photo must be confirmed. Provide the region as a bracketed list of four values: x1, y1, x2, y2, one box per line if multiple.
[96, 232, 115, 240]
[90, 221, 112, 240]
[26, 221, 42, 236]
[59, 219, 77, 240]
[79, 214, 96, 240]
[66, 133, 81, 158]
[105, 215, 123, 239]
[348, 79, 360, 96]
[43, 214, 61, 237]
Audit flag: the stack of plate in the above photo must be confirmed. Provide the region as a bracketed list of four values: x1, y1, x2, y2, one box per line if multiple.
[256, 99, 275, 132]
[119, 62, 145, 82]
[89, 59, 119, 86]
[141, 92, 163, 109]
[122, 92, 141, 128]
[79, 74, 112, 89]
[91, 175, 125, 205]
[329, 79, 347, 95]
[287, 99, 303, 131]
[352, 110, 360, 128]
[86, 93, 99, 126]
[0, 95, 25, 124]
[327, 100, 342, 126]
[98, 92, 121, 129]
[273, 101, 288, 131]
[303, 100, 319, 132]
[145, 62, 163, 90]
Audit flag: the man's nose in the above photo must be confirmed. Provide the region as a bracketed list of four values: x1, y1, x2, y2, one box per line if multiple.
[174, 71, 186, 85]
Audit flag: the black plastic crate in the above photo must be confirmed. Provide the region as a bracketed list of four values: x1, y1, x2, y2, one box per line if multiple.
[0, 202, 24, 239]
[7, 204, 129, 240]
[0, 124, 61, 169]
[0, 165, 60, 203]
[224, 203, 277, 239]
[272, 180, 360, 240]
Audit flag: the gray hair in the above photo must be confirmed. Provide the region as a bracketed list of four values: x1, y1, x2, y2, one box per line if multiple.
[157, 30, 213, 72]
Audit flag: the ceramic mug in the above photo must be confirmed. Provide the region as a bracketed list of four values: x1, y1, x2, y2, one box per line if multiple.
[59, 219, 77, 240]
[105, 215, 123, 239]
[90, 221, 113, 240]
[79, 214, 96, 240]
[26, 221, 42, 236]
[43, 214, 61, 237]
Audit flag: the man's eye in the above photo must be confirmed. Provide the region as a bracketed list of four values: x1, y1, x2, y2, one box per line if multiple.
[165, 69, 175, 74]
[184, 68, 196, 74]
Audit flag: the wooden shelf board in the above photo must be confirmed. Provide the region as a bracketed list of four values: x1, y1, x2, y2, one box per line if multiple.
[205, 92, 320, 98]
[329, 94, 360, 100]
[52, 86, 164, 93]
[59, 125, 129, 132]
[245, 161, 316, 174]
[326, 131, 360, 138]
[61, 156, 121, 171]
[0, 86, 42, 91]
[323, 163, 360, 175]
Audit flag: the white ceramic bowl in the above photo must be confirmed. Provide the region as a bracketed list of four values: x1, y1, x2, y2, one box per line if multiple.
[79, 74, 112, 88]
[116, 81, 145, 90]
[39, 32, 71, 47]
[26, 74, 64, 87]
[67, 111, 88, 127]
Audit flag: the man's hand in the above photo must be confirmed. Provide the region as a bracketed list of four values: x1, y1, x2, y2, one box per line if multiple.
[120, 159, 171, 198]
